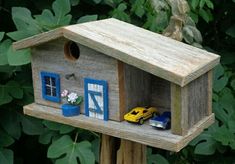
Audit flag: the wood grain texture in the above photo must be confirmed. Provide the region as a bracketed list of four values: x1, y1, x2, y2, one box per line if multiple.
[118, 61, 126, 121]
[207, 70, 213, 115]
[151, 76, 171, 112]
[13, 28, 63, 50]
[13, 18, 220, 86]
[117, 139, 146, 164]
[100, 134, 117, 164]
[123, 64, 151, 113]
[31, 38, 122, 121]
[188, 73, 208, 128]
[171, 84, 188, 135]
[23, 103, 215, 152]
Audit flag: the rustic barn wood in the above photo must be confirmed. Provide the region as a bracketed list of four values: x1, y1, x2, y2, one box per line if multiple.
[31, 38, 123, 121]
[188, 73, 208, 128]
[13, 18, 220, 87]
[171, 84, 189, 135]
[13, 18, 220, 155]
[207, 70, 213, 115]
[24, 103, 215, 152]
[122, 63, 151, 114]
[100, 134, 118, 164]
[151, 76, 171, 112]
[117, 139, 146, 164]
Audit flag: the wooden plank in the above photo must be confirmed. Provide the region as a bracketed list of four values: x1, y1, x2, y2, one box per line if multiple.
[188, 73, 208, 128]
[31, 38, 121, 121]
[207, 70, 213, 115]
[118, 61, 126, 121]
[123, 64, 151, 113]
[100, 134, 117, 164]
[13, 28, 63, 50]
[117, 139, 146, 164]
[171, 83, 188, 135]
[63, 19, 220, 86]
[151, 76, 171, 112]
[23, 103, 214, 152]
[14, 18, 220, 86]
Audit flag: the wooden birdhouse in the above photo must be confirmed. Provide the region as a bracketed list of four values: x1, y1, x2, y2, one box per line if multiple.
[13, 18, 220, 152]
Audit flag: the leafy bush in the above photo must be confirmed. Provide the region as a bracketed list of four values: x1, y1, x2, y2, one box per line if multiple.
[0, 0, 235, 163]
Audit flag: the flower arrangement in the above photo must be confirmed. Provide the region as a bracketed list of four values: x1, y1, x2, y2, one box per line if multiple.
[61, 89, 83, 105]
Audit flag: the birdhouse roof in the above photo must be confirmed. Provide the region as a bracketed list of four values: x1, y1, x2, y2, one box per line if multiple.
[13, 18, 220, 86]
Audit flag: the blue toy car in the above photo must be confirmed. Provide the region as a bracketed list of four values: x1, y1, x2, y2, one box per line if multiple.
[149, 112, 171, 129]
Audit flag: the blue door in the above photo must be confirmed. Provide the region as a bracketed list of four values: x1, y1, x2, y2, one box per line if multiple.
[84, 78, 108, 121]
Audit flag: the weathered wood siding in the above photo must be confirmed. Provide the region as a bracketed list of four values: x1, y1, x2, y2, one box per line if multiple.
[188, 73, 209, 128]
[31, 38, 121, 121]
[171, 72, 210, 135]
[122, 64, 152, 115]
[151, 76, 171, 113]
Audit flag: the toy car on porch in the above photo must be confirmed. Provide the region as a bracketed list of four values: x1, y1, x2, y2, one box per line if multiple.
[124, 107, 158, 124]
[150, 111, 171, 129]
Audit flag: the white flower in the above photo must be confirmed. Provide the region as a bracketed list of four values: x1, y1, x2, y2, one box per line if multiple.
[61, 89, 69, 97]
[67, 92, 78, 103]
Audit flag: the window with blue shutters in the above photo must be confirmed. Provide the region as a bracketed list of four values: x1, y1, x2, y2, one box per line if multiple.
[41, 71, 60, 102]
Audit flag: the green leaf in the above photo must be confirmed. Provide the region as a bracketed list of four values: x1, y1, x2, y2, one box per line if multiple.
[191, 0, 199, 10]
[92, 0, 102, 4]
[20, 115, 44, 135]
[199, 0, 206, 8]
[75, 141, 95, 164]
[70, 0, 80, 6]
[226, 24, 235, 38]
[0, 149, 13, 164]
[212, 125, 235, 146]
[205, 0, 214, 9]
[47, 135, 73, 158]
[213, 64, 228, 92]
[0, 129, 14, 147]
[0, 32, 4, 42]
[7, 45, 31, 66]
[231, 79, 235, 91]
[0, 110, 21, 139]
[91, 138, 100, 162]
[0, 80, 23, 105]
[111, 3, 131, 22]
[43, 120, 75, 134]
[213, 76, 228, 92]
[48, 135, 95, 164]
[194, 139, 217, 155]
[218, 88, 235, 112]
[77, 15, 98, 24]
[198, 8, 213, 23]
[39, 129, 58, 145]
[6, 81, 23, 99]
[131, 0, 145, 18]
[52, 0, 72, 26]
[182, 26, 194, 44]
[0, 39, 11, 65]
[7, 7, 42, 40]
[147, 153, 169, 164]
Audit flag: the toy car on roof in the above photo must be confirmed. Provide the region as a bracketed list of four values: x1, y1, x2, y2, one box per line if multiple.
[124, 107, 158, 125]
[149, 111, 171, 129]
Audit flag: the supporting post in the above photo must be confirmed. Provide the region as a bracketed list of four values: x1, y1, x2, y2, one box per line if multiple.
[116, 139, 146, 164]
[171, 83, 189, 135]
[207, 70, 213, 115]
[100, 134, 117, 164]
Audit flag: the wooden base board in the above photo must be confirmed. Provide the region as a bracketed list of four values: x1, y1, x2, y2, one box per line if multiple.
[23, 103, 215, 152]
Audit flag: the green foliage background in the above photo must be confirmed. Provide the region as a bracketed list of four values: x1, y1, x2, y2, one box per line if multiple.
[0, 0, 235, 163]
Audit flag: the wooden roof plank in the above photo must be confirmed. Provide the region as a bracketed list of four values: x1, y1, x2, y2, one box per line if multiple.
[13, 18, 220, 86]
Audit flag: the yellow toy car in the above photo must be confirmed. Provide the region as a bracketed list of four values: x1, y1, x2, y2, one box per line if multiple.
[124, 107, 158, 124]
